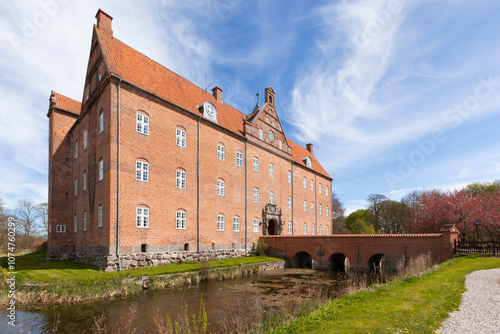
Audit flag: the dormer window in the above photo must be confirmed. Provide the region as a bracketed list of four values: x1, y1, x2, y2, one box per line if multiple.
[303, 157, 312, 168]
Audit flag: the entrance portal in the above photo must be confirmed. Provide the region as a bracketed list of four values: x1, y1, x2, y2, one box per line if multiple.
[268, 219, 278, 235]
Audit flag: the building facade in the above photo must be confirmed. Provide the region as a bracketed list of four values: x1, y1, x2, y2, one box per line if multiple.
[47, 10, 332, 270]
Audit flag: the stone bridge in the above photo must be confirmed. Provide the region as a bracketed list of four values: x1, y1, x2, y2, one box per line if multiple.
[260, 225, 460, 273]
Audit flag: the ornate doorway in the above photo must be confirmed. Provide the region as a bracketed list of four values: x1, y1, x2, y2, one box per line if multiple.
[263, 204, 282, 235]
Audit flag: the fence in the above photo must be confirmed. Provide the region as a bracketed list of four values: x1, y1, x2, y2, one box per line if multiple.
[454, 239, 499, 255]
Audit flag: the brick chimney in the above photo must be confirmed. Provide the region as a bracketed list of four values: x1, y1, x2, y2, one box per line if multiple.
[306, 143, 313, 154]
[212, 86, 223, 103]
[95, 9, 113, 36]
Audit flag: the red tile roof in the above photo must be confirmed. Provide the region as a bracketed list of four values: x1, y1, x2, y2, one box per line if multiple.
[51, 91, 81, 115]
[95, 27, 331, 179]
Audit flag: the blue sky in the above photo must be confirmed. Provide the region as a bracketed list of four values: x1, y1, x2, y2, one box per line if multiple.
[1, 0, 499, 214]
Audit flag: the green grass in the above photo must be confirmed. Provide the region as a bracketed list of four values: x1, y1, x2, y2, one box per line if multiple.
[271, 256, 500, 334]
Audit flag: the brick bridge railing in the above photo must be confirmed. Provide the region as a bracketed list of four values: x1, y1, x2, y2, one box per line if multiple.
[260, 224, 460, 272]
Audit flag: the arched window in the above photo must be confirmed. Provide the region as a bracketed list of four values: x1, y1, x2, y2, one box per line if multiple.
[288, 171, 292, 183]
[326, 186, 329, 196]
[83, 211, 87, 231]
[176, 128, 186, 147]
[326, 206, 329, 217]
[217, 214, 225, 231]
[233, 216, 240, 232]
[253, 218, 259, 232]
[319, 183, 322, 194]
[303, 223, 307, 235]
[98, 205, 103, 227]
[278, 140, 282, 150]
[136, 112, 150, 135]
[325, 225, 329, 235]
[311, 180, 314, 191]
[98, 158, 104, 181]
[319, 225, 322, 235]
[303, 177, 306, 189]
[99, 111, 104, 134]
[303, 200, 307, 212]
[136, 206, 150, 228]
[217, 179, 225, 196]
[176, 210, 186, 229]
[253, 157, 259, 172]
[74, 214, 77, 233]
[259, 129, 263, 140]
[253, 188, 259, 203]
[288, 197, 292, 209]
[269, 163, 274, 177]
[236, 151, 243, 167]
[319, 204, 322, 215]
[74, 140, 78, 159]
[269, 192, 275, 204]
[217, 144, 225, 160]
[311, 202, 314, 214]
[312, 224, 316, 235]
[176, 169, 186, 189]
[83, 170, 87, 191]
[74, 178, 78, 196]
[288, 222, 293, 234]
[136, 159, 149, 182]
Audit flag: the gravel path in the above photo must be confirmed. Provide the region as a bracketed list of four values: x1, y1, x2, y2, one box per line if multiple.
[438, 268, 500, 334]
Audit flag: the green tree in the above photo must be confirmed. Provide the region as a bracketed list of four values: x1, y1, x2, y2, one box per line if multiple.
[464, 180, 500, 195]
[367, 194, 388, 233]
[378, 200, 411, 234]
[345, 209, 374, 234]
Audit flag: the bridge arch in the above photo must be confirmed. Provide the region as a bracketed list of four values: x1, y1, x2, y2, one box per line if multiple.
[328, 253, 350, 272]
[368, 254, 394, 275]
[292, 251, 313, 268]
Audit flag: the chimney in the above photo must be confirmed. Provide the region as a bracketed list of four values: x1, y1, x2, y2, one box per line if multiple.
[95, 9, 113, 36]
[306, 143, 313, 154]
[265, 87, 275, 106]
[212, 86, 223, 103]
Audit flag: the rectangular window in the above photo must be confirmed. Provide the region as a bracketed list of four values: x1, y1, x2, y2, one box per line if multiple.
[253, 189, 259, 203]
[98, 159, 103, 181]
[136, 207, 149, 228]
[83, 211, 87, 231]
[259, 129, 263, 140]
[136, 113, 150, 135]
[233, 216, 240, 232]
[56, 225, 66, 233]
[311, 180, 314, 191]
[176, 211, 186, 229]
[236, 152, 243, 167]
[253, 218, 259, 233]
[288, 222, 293, 235]
[74, 178, 77, 196]
[136, 161, 149, 182]
[98, 205, 103, 227]
[269, 164, 274, 177]
[83, 131, 88, 150]
[279, 140, 282, 150]
[303, 177, 306, 189]
[303, 201, 307, 212]
[74, 141, 78, 159]
[74, 215, 77, 233]
[99, 112, 104, 134]
[217, 180, 225, 196]
[176, 128, 186, 147]
[217, 215, 225, 231]
[269, 192, 274, 204]
[303, 224, 307, 235]
[288, 197, 292, 209]
[253, 158, 259, 172]
[311, 203, 315, 214]
[83, 172, 87, 191]
[217, 144, 225, 161]
[176, 170, 186, 189]
[288, 171, 291, 184]
[326, 186, 329, 196]
[319, 184, 322, 194]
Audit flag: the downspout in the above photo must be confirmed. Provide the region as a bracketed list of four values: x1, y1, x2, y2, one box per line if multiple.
[197, 116, 200, 258]
[70, 132, 73, 256]
[244, 141, 248, 254]
[116, 79, 122, 271]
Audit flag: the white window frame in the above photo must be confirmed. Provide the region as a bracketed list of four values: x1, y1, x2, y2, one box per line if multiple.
[253, 188, 259, 203]
[326, 206, 329, 217]
[217, 215, 225, 231]
[319, 225, 322, 235]
[279, 140, 282, 150]
[217, 144, 225, 161]
[269, 192, 274, 204]
[236, 152, 243, 167]
[259, 129, 263, 140]
[176, 170, 186, 189]
[312, 224, 316, 235]
[176, 210, 186, 230]
[56, 225, 66, 233]
[311, 180, 314, 191]
[303, 177, 306, 189]
[176, 128, 186, 148]
[83, 131, 88, 150]
[83, 211, 87, 232]
[136, 207, 150, 228]
[319, 184, 322, 194]
[253, 158, 259, 172]
[288, 197, 292, 209]
[326, 226, 329, 235]
[233, 216, 240, 232]
[98, 205, 103, 227]
[288, 171, 292, 184]
[99, 112, 104, 134]
[74, 140, 78, 159]
[136, 113, 150, 135]
[217, 180, 225, 196]
[311, 202, 314, 214]
[136, 161, 149, 182]
[326, 186, 329, 196]
[288, 222, 292, 235]
[98, 159, 103, 181]
[83, 171, 87, 191]
[303, 223, 307, 235]
[303, 200, 307, 212]
[253, 218, 259, 233]
[266, 118, 269, 124]
[269, 164, 274, 177]
[319, 204, 322, 215]
[74, 214, 77, 233]
[272, 121, 276, 128]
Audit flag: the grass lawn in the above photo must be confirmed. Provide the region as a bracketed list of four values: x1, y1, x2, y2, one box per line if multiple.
[271, 255, 500, 334]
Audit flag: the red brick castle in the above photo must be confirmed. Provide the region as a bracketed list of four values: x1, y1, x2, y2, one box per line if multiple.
[47, 10, 332, 271]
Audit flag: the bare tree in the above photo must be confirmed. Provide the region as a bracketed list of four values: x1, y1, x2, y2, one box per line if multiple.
[37, 203, 49, 237]
[15, 199, 41, 251]
[331, 191, 349, 234]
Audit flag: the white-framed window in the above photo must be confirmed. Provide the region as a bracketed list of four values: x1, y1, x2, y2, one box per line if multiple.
[136, 206, 149, 228]
[326, 186, 329, 196]
[176, 170, 186, 189]
[259, 129, 263, 140]
[266, 117, 269, 124]
[217, 144, 225, 161]
[83, 211, 87, 232]
[136, 113, 149, 135]
[303, 200, 307, 212]
[253, 218, 259, 233]
[269, 164, 274, 177]
[326, 206, 329, 217]
[319, 204, 322, 215]
[253, 158, 259, 172]
[176, 210, 186, 229]
[311, 180, 314, 191]
[272, 121, 276, 128]
[269, 192, 274, 204]
[99, 111, 104, 134]
[56, 225, 66, 233]
[312, 224, 316, 235]
[326, 226, 329, 235]
[74, 178, 78, 196]
[319, 225, 322, 235]
[288, 197, 292, 209]
[136, 161, 149, 182]
[288, 222, 292, 235]
[319, 184, 322, 194]
[303, 223, 307, 235]
[74, 214, 77, 233]
[83, 171, 87, 191]
[304, 157, 312, 168]
[288, 171, 292, 184]
[233, 216, 240, 232]
[236, 152, 243, 167]
[98, 158, 103, 181]
[303, 177, 306, 189]
[83, 131, 88, 150]
[217, 215, 225, 231]
[74, 140, 78, 159]
[176, 128, 186, 148]
[98, 205, 103, 227]
[217, 179, 225, 196]
[279, 140, 282, 150]
[311, 202, 315, 214]
[253, 188, 259, 203]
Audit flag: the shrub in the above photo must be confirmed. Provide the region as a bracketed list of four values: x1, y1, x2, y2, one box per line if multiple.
[256, 240, 269, 256]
